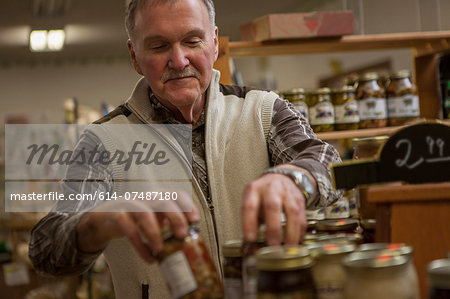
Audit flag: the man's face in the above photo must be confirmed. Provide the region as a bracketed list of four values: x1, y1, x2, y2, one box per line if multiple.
[128, 0, 218, 110]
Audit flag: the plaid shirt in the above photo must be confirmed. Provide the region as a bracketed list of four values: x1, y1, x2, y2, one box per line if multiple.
[29, 93, 341, 276]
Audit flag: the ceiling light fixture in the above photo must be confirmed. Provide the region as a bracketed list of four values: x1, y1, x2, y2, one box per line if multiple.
[29, 29, 65, 52]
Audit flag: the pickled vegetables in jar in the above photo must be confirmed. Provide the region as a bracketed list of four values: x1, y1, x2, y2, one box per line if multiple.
[356, 72, 387, 128]
[156, 224, 224, 298]
[308, 87, 335, 132]
[387, 70, 420, 126]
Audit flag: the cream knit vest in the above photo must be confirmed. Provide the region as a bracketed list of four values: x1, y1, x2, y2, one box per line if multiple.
[89, 70, 277, 298]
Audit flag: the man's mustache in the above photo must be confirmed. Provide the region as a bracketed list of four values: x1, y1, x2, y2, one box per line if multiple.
[161, 67, 201, 83]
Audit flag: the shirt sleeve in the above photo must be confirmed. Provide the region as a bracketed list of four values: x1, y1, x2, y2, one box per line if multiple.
[268, 97, 343, 209]
[29, 130, 112, 276]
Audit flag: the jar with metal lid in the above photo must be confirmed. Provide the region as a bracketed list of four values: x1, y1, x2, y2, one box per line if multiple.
[222, 240, 243, 298]
[343, 251, 418, 299]
[242, 225, 267, 297]
[156, 224, 224, 298]
[387, 70, 420, 126]
[356, 72, 387, 128]
[283, 88, 309, 121]
[333, 86, 360, 130]
[309, 243, 355, 298]
[356, 243, 419, 299]
[427, 258, 450, 299]
[256, 245, 316, 298]
[308, 87, 335, 132]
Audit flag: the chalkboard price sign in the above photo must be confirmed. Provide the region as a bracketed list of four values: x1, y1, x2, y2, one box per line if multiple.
[331, 121, 450, 189]
[379, 122, 450, 184]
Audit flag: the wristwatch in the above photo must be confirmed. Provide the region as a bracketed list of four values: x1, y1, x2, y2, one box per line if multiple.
[262, 167, 317, 202]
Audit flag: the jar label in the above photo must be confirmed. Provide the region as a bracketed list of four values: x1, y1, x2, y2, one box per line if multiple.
[335, 100, 360, 124]
[358, 97, 387, 120]
[310, 102, 335, 125]
[292, 101, 309, 120]
[160, 251, 197, 297]
[388, 95, 420, 118]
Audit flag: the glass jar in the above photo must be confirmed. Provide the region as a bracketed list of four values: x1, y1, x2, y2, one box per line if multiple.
[352, 136, 388, 160]
[256, 245, 316, 298]
[356, 72, 387, 128]
[343, 251, 418, 299]
[242, 225, 267, 297]
[222, 240, 243, 299]
[309, 243, 356, 298]
[308, 87, 335, 132]
[427, 258, 450, 299]
[356, 243, 419, 299]
[387, 70, 420, 126]
[156, 224, 224, 299]
[283, 88, 309, 121]
[333, 86, 360, 130]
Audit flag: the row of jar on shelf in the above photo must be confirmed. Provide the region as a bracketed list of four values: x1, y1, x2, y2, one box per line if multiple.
[280, 70, 420, 132]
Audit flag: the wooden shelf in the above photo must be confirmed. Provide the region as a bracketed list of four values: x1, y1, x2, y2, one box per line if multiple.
[316, 119, 450, 140]
[229, 31, 450, 57]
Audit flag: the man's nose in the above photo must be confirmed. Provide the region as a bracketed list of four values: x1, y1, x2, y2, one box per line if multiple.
[168, 45, 189, 70]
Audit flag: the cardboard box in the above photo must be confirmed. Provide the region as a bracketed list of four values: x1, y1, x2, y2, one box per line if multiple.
[240, 11, 354, 42]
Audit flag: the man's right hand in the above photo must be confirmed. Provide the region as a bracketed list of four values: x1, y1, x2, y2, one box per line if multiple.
[75, 193, 199, 263]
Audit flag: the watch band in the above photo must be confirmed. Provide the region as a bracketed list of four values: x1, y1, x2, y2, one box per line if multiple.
[262, 167, 316, 201]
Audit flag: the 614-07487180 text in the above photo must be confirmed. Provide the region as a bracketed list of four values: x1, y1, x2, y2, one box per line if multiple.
[9, 191, 179, 201]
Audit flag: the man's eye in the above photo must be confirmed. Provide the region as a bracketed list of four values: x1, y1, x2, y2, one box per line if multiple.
[149, 44, 166, 50]
[186, 40, 201, 46]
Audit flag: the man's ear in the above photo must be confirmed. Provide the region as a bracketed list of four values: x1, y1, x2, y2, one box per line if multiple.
[127, 39, 143, 75]
[213, 26, 219, 61]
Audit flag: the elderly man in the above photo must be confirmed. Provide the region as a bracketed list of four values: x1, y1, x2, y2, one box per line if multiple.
[29, 0, 341, 297]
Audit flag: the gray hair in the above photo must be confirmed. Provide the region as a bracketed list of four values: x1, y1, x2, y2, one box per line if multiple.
[125, 0, 216, 41]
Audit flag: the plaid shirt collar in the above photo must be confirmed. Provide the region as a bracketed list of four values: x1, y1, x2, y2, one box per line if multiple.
[148, 88, 205, 129]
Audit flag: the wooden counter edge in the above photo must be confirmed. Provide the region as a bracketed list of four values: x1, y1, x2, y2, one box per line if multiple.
[363, 181, 450, 203]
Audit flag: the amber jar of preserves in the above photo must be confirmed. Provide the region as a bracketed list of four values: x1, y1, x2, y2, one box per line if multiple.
[156, 224, 224, 299]
[427, 258, 450, 299]
[256, 246, 316, 298]
[309, 243, 356, 298]
[343, 251, 419, 299]
[283, 88, 309, 121]
[333, 86, 360, 130]
[308, 87, 335, 132]
[356, 72, 387, 128]
[360, 219, 376, 243]
[352, 136, 388, 160]
[222, 240, 243, 298]
[387, 70, 420, 126]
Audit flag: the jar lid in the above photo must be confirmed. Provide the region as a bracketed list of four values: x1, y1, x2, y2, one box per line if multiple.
[390, 69, 411, 80]
[222, 240, 242, 257]
[351, 136, 389, 147]
[315, 219, 359, 232]
[307, 220, 318, 230]
[344, 74, 359, 85]
[358, 243, 413, 259]
[309, 242, 356, 258]
[360, 72, 379, 81]
[316, 87, 331, 94]
[427, 258, 450, 289]
[360, 219, 376, 229]
[337, 85, 356, 93]
[256, 245, 313, 271]
[343, 251, 408, 270]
